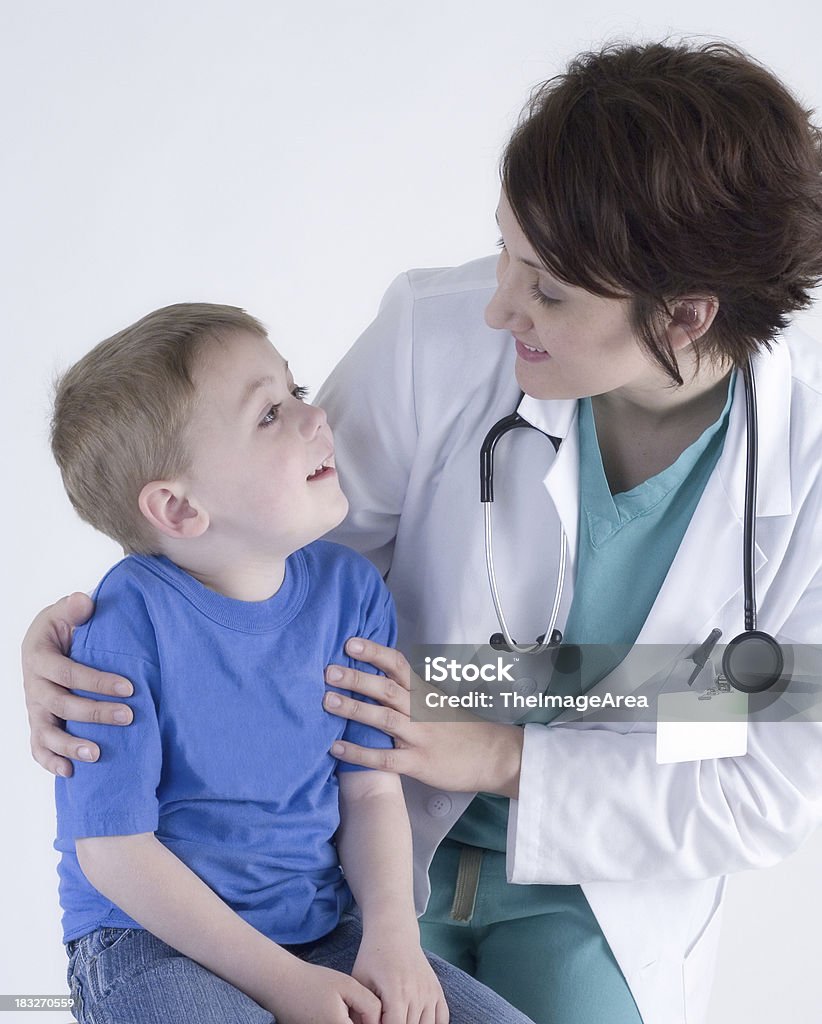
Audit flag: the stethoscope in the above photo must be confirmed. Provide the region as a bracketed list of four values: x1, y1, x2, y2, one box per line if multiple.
[480, 358, 786, 693]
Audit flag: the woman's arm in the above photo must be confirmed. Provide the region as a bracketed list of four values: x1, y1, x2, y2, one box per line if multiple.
[77, 832, 381, 1024]
[22, 593, 134, 776]
[325, 637, 822, 883]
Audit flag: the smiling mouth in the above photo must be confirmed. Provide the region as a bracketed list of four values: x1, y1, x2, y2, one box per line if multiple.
[514, 337, 551, 361]
[514, 335, 546, 353]
[307, 455, 335, 481]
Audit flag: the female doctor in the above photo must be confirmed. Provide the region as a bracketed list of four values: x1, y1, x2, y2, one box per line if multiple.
[22, 41, 822, 1024]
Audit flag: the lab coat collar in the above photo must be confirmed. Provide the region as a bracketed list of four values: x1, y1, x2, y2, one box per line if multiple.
[516, 391, 577, 441]
[515, 340, 793, 519]
[516, 392, 580, 570]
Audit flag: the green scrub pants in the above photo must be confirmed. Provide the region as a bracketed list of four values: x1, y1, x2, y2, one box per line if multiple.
[419, 840, 643, 1024]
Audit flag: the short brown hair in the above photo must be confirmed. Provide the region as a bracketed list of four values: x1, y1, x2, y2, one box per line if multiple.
[502, 41, 822, 382]
[51, 303, 267, 553]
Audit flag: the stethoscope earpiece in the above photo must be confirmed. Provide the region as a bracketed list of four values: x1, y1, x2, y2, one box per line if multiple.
[722, 630, 784, 694]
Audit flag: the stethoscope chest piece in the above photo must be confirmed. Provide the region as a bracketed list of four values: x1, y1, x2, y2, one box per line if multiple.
[722, 630, 785, 694]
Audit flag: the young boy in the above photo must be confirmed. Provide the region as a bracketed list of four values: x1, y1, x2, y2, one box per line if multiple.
[51, 304, 532, 1024]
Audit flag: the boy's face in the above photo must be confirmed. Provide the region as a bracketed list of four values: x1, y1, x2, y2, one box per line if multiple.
[183, 330, 348, 558]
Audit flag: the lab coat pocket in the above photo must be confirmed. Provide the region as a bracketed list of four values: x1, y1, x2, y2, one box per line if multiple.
[682, 876, 727, 1024]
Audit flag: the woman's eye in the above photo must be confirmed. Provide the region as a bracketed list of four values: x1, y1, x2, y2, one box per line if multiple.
[530, 281, 559, 307]
[260, 405, 280, 428]
[496, 236, 507, 251]
[291, 384, 309, 400]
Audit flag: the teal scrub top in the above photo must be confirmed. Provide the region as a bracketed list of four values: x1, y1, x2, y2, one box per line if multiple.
[450, 374, 735, 851]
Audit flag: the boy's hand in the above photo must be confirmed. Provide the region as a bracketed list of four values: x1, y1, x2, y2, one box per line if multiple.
[352, 927, 449, 1024]
[265, 960, 382, 1024]
[22, 593, 134, 776]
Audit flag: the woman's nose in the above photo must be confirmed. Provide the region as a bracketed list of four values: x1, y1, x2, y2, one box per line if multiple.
[484, 262, 532, 333]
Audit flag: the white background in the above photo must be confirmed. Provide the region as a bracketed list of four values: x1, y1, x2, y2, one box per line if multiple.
[3, 2, 822, 1022]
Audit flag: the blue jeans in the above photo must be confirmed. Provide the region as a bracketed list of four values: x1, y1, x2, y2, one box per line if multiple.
[67, 913, 537, 1023]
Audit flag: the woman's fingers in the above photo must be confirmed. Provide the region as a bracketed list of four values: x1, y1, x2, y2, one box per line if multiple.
[325, 656, 475, 726]
[330, 738, 405, 774]
[23, 593, 133, 699]
[39, 686, 134, 727]
[24, 657, 134, 726]
[22, 593, 136, 776]
[344, 638, 412, 690]
[324, 688, 410, 741]
[31, 721, 102, 777]
[51, 657, 132, 701]
[326, 663, 412, 717]
[57, 591, 96, 629]
[27, 690, 134, 778]
[324, 639, 525, 794]
[24, 645, 133, 701]
[22, 591, 94, 661]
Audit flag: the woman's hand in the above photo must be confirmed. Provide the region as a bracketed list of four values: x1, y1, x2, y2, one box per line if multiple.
[22, 593, 134, 777]
[324, 638, 524, 798]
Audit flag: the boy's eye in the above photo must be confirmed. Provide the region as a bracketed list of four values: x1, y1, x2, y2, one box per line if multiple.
[259, 385, 310, 428]
[260, 404, 280, 427]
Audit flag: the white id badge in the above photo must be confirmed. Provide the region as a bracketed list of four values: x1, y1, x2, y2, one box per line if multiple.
[656, 676, 748, 764]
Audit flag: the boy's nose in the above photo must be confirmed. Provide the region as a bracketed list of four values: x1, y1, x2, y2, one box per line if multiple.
[299, 402, 328, 439]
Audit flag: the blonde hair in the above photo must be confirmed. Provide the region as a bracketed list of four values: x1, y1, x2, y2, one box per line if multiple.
[51, 302, 267, 553]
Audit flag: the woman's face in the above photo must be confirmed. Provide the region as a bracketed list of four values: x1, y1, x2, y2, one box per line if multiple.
[485, 192, 663, 401]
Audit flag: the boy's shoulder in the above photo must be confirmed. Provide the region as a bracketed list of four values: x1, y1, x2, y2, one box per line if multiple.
[73, 555, 172, 662]
[299, 541, 396, 645]
[300, 541, 393, 617]
[300, 539, 385, 586]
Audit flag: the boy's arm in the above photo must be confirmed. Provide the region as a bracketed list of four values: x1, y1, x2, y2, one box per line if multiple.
[76, 833, 381, 1024]
[336, 771, 449, 1024]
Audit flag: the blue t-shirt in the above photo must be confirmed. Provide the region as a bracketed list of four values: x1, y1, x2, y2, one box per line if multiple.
[55, 541, 395, 945]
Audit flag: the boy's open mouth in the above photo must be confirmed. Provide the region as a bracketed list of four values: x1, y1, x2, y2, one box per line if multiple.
[307, 456, 335, 481]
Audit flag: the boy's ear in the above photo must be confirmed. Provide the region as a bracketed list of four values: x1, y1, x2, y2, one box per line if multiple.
[138, 481, 209, 540]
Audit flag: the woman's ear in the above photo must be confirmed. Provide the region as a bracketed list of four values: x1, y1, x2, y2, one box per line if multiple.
[665, 296, 719, 351]
[138, 481, 209, 540]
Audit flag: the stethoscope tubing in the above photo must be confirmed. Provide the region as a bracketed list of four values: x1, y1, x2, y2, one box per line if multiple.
[480, 404, 566, 654]
[483, 501, 567, 654]
[741, 358, 758, 633]
[480, 358, 771, 676]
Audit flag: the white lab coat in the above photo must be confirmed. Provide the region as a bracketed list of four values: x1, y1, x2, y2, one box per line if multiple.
[317, 256, 822, 1024]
